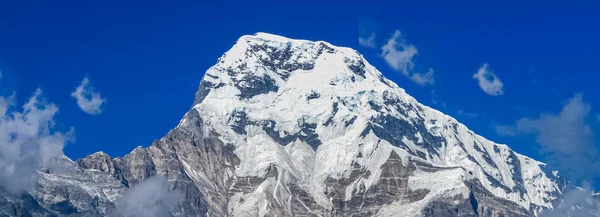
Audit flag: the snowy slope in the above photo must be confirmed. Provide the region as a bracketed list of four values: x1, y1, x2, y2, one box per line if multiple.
[190, 32, 563, 216]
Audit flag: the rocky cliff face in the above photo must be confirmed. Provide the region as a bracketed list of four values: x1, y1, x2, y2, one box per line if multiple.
[0, 33, 573, 217]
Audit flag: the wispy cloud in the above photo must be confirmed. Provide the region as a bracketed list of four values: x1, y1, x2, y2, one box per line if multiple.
[0, 89, 73, 193]
[0, 92, 13, 117]
[381, 30, 434, 85]
[430, 89, 447, 108]
[497, 94, 599, 183]
[410, 68, 435, 86]
[114, 176, 182, 217]
[473, 63, 504, 96]
[359, 32, 377, 48]
[71, 77, 106, 115]
[457, 109, 481, 118]
[540, 185, 599, 217]
[492, 124, 517, 137]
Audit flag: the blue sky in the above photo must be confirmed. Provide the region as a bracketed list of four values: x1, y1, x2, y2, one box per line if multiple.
[1, 1, 599, 184]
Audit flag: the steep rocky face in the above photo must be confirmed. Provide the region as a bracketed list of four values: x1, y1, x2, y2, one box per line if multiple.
[0, 33, 570, 217]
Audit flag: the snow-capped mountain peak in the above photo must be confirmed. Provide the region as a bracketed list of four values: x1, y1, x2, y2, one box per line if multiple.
[3, 33, 569, 217]
[188, 33, 563, 215]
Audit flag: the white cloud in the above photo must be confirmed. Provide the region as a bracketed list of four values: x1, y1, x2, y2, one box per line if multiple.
[0, 89, 73, 193]
[358, 32, 377, 48]
[497, 94, 599, 183]
[0, 93, 13, 117]
[115, 176, 182, 217]
[540, 186, 599, 217]
[473, 63, 504, 96]
[381, 30, 417, 74]
[71, 77, 106, 115]
[381, 30, 434, 85]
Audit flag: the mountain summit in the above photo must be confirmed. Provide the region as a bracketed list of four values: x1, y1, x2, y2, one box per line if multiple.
[1, 33, 565, 216]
